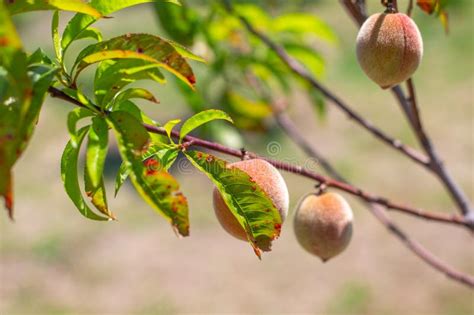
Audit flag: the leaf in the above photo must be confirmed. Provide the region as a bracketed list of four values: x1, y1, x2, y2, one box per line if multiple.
[84, 117, 114, 220]
[86, 117, 109, 189]
[61, 0, 161, 54]
[179, 109, 233, 143]
[184, 151, 282, 258]
[72, 33, 197, 89]
[0, 3, 55, 217]
[114, 144, 179, 196]
[52, 11, 62, 62]
[6, 0, 102, 18]
[155, 1, 200, 46]
[107, 111, 189, 236]
[112, 88, 159, 106]
[94, 59, 165, 106]
[417, 0, 449, 33]
[163, 119, 181, 142]
[67, 107, 94, 148]
[61, 126, 108, 221]
[283, 43, 325, 78]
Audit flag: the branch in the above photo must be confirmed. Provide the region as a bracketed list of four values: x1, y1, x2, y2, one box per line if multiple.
[222, 0, 430, 169]
[407, 0, 414, 16]
[48, 85, 474, 288]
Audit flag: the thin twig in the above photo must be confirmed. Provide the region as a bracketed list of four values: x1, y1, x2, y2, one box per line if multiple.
[48, 85, 474, 288]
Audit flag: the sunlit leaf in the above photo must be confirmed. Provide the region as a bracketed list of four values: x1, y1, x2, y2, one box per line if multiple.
[184, 151, 282, 258]
[163, 119, 181, 142]
[107, 111, 189, 236]
[179, 109, 233, 143]
[74, 27, 103, 43]
[114, 144, 179, 196]
[73, 33, 197, 89]
[61, 126, 109, 221]
[283, 43, 325, 78]
[227, 92, 272, 120]
[6, 0, 101, 18]
[417, 0, 449, 33]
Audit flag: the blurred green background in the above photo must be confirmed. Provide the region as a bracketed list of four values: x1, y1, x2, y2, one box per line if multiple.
[1, 1, 473, 314]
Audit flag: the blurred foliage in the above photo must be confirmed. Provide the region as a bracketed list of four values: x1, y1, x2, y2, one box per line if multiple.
[154, 1, 337, 146]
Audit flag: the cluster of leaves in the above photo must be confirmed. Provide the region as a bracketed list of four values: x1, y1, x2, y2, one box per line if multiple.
[155, 1, 337, 146]
[0, 0, 286, 258]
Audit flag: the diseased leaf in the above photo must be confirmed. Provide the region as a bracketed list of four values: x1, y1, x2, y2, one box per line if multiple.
[107, 111, 189, 236]
[179, 109, 233, 143]
[72, 33, 197, 89]
[61, 126, 108, 221]
[6, 0, 101, 18]
[163, 119, 181, 142]
[94, 59, 165, 106]
[184, 151, 282, 258]
[84, 170, 114, 220]
[155, 1, 200, 46]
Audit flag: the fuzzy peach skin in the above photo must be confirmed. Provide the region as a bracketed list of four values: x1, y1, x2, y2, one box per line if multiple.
[294, 192, 353, 261]
[213, 159, 289, 240]
[356, 12, 423, 89]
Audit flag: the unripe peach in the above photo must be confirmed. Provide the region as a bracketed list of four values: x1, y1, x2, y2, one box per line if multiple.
[356, 12, 423, 89]
[294, 192, 353, 261]
[213, 159, 289, 240]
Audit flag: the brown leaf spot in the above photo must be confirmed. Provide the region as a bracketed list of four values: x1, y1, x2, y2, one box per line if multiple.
[0, 37, 9, 47]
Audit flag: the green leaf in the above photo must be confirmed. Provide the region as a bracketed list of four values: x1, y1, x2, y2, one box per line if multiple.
[163, 119, 181, 142]
[86, 117, 109, 189]
[61, 0, 163, 55]
[52, 10, 62, 62]
[28, 48, 54, 66]
[94, 59, 165, 106]
[184, 151, 282, 258]
[114, 144, 179, 196]
[112, 88, 158, 107]
[179, 109, 233, 143]
[67, 107, 94, 148]
[84, 117, 114, 220]
[0, 3, 55, 216]
[6, 0, 102, 18]
[72, 33, 197, 88]
[61, 126, 108, 221]
[107, 111, 189, 235]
